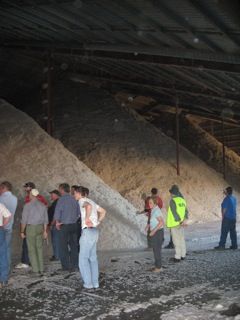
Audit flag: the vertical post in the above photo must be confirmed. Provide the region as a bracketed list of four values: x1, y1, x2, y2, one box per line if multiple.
[176, 97, 180, 176]
[47, 51, 53, 135]
[222, 117, 226, 179]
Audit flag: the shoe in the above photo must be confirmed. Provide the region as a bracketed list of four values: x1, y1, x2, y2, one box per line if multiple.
[0, 282, 8, 289]
[50, 256, 58, 262]
[151, 268, 162, 273]
[181, 257, 186, 261]
[214, 246, 225, 250]
[169, 257, 181, 263]
[15, 263, 30, 269]
[229, 246, 238, 250]
[164, 243, 174, 249]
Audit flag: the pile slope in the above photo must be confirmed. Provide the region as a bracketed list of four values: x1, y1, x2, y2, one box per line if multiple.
[0, 99, 146, 250]
[53, 82, 238, 223]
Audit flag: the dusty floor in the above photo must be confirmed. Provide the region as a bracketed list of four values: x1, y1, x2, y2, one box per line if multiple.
[1, 223, 240, 320]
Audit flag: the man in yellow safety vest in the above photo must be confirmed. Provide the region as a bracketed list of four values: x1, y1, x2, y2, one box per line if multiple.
[167, 185, 188, 263]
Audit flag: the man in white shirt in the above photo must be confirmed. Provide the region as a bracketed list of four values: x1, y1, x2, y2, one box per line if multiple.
[74, 186, 106, 289]
[0, 203, 11, 288]
[0, 181, 18, 273]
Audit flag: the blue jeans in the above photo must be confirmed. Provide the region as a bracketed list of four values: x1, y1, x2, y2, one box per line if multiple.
[79, 228, 99, 288]
[21, 238, 30, 265]
[4, 229, 12, 273]
[219, 218, 238, 248]
[51, 226, 60, 259]
[0, 228, 9, 283]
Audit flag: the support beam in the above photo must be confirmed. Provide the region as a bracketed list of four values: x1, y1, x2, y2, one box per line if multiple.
[2, 45, 240, 73]
[176, 97, 180, 176]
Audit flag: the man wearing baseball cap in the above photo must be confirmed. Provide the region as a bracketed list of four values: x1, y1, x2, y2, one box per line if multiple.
[48, 190, 61, 261]
[20, 189, 48, 276]
[166, 185, 188, 262]
[15, 182, 48, 269]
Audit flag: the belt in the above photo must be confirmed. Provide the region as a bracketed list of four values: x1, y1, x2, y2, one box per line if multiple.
[83, 227, 95, 230]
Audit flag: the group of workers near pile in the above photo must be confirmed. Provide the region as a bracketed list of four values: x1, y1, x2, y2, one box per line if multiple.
[0, 180, 238, 289]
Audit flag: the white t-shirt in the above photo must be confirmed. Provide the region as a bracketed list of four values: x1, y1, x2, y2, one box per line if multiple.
[0, 203, 11, 227]
[79, 197, 100, 229]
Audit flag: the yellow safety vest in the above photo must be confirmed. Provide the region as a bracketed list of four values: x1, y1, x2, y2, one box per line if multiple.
[167, 197, 187, 228]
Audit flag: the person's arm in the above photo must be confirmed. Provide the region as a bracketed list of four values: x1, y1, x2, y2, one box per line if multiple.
[85, 202, 93, 227]
[53, 199, 63, 230]
[170, 199, 181, 221]
[149, 216, 164, 236]
[97, 207, 106, 223]
[43, 207, 49, 239]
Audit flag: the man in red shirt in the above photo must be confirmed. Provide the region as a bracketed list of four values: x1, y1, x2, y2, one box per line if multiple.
[15, 182, 48, 269]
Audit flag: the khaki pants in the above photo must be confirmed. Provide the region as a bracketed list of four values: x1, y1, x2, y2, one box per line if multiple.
[26, 225, 44, 273]
[171, 226, 186, 260]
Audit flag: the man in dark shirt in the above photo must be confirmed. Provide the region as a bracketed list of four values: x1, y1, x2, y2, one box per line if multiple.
[48, 190, 61, 261]
[54, 183, 80, 271]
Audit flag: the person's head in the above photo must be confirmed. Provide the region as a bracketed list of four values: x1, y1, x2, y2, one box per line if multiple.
[151, 188, 158, 196]
[71, 185, 78, 196]
[23, 182, 36, 194]
[169, 185, 180, 197]
[0, 181, 12, 195]
[83, 187, 89, 197]
[73, 186, 86, 201]
[59, 183, 70, 195]
[30, 189, 39, 200]
[148, 197, 158, 209]
[224, 186, 233, 196]
[49, 190, 61, 201]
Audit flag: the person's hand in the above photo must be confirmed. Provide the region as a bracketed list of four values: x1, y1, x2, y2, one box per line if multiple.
[181, 220, 188, 227]
[145, 224, 150, 232]
[149, 230, 155, 237]
[56, 222, 63, 230]
[43, 230, 48, 240]
[86, 218, 93, 227]
[20, 232, 26, 239]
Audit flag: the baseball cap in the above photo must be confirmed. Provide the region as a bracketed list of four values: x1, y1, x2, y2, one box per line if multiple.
[31, 189, 39, 197]
[49, 189, 61, 197]
[24, 182, 36, 189]
[169, 185, 180, 195]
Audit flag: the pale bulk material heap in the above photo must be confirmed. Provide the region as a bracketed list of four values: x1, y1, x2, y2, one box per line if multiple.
[0, 99, 146, 250]
[52, 83, 239, 223]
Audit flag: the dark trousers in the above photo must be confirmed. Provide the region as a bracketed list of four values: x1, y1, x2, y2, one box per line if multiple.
[21, 238, 30, 265]
[59, 223, 78, 270]
[151, 229, 164, 268]
[219, 218, 238, 248]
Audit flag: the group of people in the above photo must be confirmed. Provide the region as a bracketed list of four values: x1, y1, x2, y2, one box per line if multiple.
[143, 185, 238, 273]
[0, 181, 106, 290]
[0, 180, 238, 288]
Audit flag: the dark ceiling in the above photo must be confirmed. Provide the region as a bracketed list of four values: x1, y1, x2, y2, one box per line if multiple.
[0, 0, 240, 152]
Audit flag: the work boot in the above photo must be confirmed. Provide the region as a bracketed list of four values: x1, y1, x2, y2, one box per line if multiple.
[164, 242, 174, 249]
[169, 257, 181, 263]
[214, 246, 225, 250]
[229, 246, 238, 250]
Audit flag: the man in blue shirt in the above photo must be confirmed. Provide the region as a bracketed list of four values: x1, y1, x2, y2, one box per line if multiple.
[215, 186, 238, 250]
[54, 183, 80, 271]
[0, 181, 18, 273]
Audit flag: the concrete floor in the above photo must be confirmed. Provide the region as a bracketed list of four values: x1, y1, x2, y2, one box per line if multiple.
[1, 222, 240, 320]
